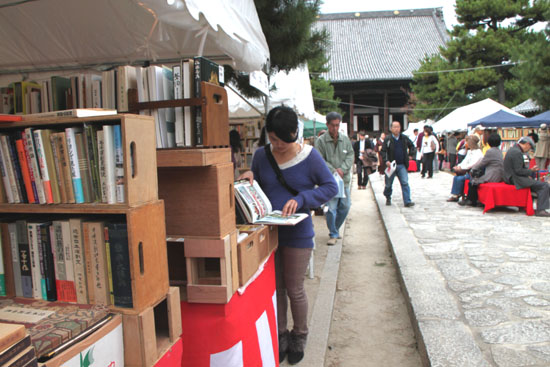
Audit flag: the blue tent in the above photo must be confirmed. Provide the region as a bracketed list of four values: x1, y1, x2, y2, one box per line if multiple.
[467, 109, 528, 128]
[527, 110, 550, 125]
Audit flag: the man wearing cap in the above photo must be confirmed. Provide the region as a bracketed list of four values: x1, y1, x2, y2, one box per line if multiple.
[503, 136, 550, 217]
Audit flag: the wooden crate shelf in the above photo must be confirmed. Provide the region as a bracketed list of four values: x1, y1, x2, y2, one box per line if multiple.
[156, 147, 231, 167]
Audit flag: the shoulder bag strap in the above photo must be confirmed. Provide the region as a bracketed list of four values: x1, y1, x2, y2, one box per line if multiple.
[264, 144, 299, 196]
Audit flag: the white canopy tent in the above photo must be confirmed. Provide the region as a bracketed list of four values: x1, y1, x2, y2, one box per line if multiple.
[227, 65, 320, 121]
[403, 119, 434, 139]
[432, 98, 523, 134]
[0, 0, 269, 83]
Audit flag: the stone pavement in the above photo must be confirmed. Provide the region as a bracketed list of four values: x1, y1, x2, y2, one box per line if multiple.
[370, 170, 550, 367]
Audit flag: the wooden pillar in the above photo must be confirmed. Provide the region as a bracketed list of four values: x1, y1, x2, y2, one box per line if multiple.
[383, 90, 389, 133]
[349, 93, 354, 136]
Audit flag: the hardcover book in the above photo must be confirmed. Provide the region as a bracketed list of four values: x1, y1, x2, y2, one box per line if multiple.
[83, 123, 101, 202]
[0, 298, 108, 359]
[83, 221, 110, 305]
[234, 180, 308, 226]
[0, 323, 25, 353]
[21, 108, 117, 120]
[22, 128, 46, 204]
[106, 223, 132, 308]
[37, 222, 57, 301]
[0, 333, 31, 366]
[113, 125, 124, 203]
[50, 76, 71, 111]
[64, 127, 85, 203]
[16, 220, 32, 298]
[74, 132, 93, 203]
[55, 131, 76, 203]
[69, 218, 88, 304]
[7, 222, 23, 297]
[193, 56, 222, 146]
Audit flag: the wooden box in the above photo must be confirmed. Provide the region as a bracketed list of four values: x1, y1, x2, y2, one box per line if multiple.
[123, 287, 182, 367]
[158, 162, 236, 237]
[110, 200, 169, 314]
[237, 225, 275, 287]
[184, 231, 239, 304]
[201, 82, 229, 147]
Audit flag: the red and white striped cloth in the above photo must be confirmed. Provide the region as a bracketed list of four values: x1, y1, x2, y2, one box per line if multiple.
[181, 253, 279, 367]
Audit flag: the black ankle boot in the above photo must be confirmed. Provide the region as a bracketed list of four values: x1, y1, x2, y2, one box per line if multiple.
[279, 330, 290, 363]
[287, 331, 307, 365]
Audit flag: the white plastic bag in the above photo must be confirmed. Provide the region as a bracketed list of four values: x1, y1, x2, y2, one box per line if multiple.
[385, 161, 397, 178]
[333, 172, 346, 198]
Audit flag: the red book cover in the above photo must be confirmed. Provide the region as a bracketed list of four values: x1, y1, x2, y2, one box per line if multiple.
[0, 114, 22, 122]
[15, 138, 36, 203]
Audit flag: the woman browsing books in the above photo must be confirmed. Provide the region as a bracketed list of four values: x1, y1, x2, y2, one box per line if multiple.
[239, 106, 337, 365]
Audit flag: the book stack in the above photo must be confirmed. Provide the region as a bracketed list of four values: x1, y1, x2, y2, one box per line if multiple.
[0, 323, 36, 367]
[0, 123, 124, 204]
[0, 220, 133, 308]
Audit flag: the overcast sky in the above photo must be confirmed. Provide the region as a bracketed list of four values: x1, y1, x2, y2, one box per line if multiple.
[320, 0, 458, 29]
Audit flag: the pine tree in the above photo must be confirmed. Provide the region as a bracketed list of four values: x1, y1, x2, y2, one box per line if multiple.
[411, 0, 548, 120]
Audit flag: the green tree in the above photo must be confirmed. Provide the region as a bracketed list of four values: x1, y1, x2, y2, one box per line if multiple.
[512, 6, 550, 109]
[225, 0, 334, 112]
[411, 0, 548, 120]
[308, 51, 341, 115]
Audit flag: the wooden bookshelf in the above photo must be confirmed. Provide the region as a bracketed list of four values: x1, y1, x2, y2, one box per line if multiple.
[0, 114, 168, 315]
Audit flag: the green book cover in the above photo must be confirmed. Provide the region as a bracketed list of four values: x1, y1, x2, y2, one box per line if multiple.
[50, 76, 71, 111]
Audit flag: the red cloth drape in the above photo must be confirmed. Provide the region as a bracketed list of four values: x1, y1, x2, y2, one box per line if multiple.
[477, 182, 534, 216]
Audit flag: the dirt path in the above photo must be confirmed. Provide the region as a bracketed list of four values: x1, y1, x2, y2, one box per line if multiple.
[323, 183, 422, 367]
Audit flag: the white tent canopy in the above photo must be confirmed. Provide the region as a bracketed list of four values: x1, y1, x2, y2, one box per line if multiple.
[0, 0, 269, 76]
[403, 119, 434, 139]
[432, 98, 523, 134]
[228, 65, 319, 121]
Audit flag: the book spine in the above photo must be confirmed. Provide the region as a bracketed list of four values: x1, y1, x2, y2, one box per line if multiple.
[51, 222, 67, 302]
[36, 224, 47, 300]
[84, 124, 101, 202]
[15, 139, 36, 203]
[57, 132, 75, 203]
[69, 218, 88, 304]
[107, 222, 133, 308]
[6, 135, 27, 203]
[96, 130, 108, 203]
[75, 132, 93, 203]
[23, 128, 46, 204]
[4, 346, 36, 367]
[102, 125, 116, 204]
[113, 125, 124, 203]
[48, 133, 67, 203]
[0, 225, 6, 296]
[60, 220, 76, 303]
[173, 64, 185, 147]
[32, 131, 53, 204]
[26, 223, 42, 299]
[104, 226, 115, 305]
[20, 132, 39, 203]
[39, 130, 61, 204]
[8, 222, 23, 297]
[0, 334, 31, 366]
[88, 221, 110, 305]
[0, 135, 21, 203]
[193, 57, 203, 146]
[16, 220, 32, 298]
[0, 136, 14, 203]
[81, 222, 95, 304]
[64, 127, 85, 203]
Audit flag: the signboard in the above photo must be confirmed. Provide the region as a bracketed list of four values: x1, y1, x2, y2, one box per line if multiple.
[249, 71, 269, 95]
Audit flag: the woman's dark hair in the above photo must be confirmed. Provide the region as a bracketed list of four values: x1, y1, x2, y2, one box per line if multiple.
[229, 129, 242, 152]
[266, 106, 298, 143]
[258, 126, 267, 147]
[488, 133, 501, 147]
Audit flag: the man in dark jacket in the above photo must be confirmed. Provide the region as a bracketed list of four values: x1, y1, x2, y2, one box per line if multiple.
[503, 136, 550, 217]
[381, 121, 416, 207]
[353, 131, 374, 189]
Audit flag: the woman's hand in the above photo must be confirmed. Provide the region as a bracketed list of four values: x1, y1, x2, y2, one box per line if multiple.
[281, 199, 298, 216]
[237, 170, 254, 185]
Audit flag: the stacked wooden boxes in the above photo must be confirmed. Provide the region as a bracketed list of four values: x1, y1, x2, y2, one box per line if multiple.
[158, 148, 239, 304]
[156, 83, 278, 305]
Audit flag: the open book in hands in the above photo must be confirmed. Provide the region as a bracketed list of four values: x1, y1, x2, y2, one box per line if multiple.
[234, 180, 308, 226]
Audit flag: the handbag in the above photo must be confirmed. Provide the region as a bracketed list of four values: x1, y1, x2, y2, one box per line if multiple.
[470, 167, 484, 179]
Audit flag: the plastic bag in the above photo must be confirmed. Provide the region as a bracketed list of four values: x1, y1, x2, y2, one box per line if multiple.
[333, 172, 346, 198]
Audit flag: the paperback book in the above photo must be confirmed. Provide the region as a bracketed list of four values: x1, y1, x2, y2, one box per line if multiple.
[234, 180, 308, 226]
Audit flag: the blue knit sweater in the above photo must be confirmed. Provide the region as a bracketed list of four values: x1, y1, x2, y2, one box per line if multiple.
[252, 145, 338, 248]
